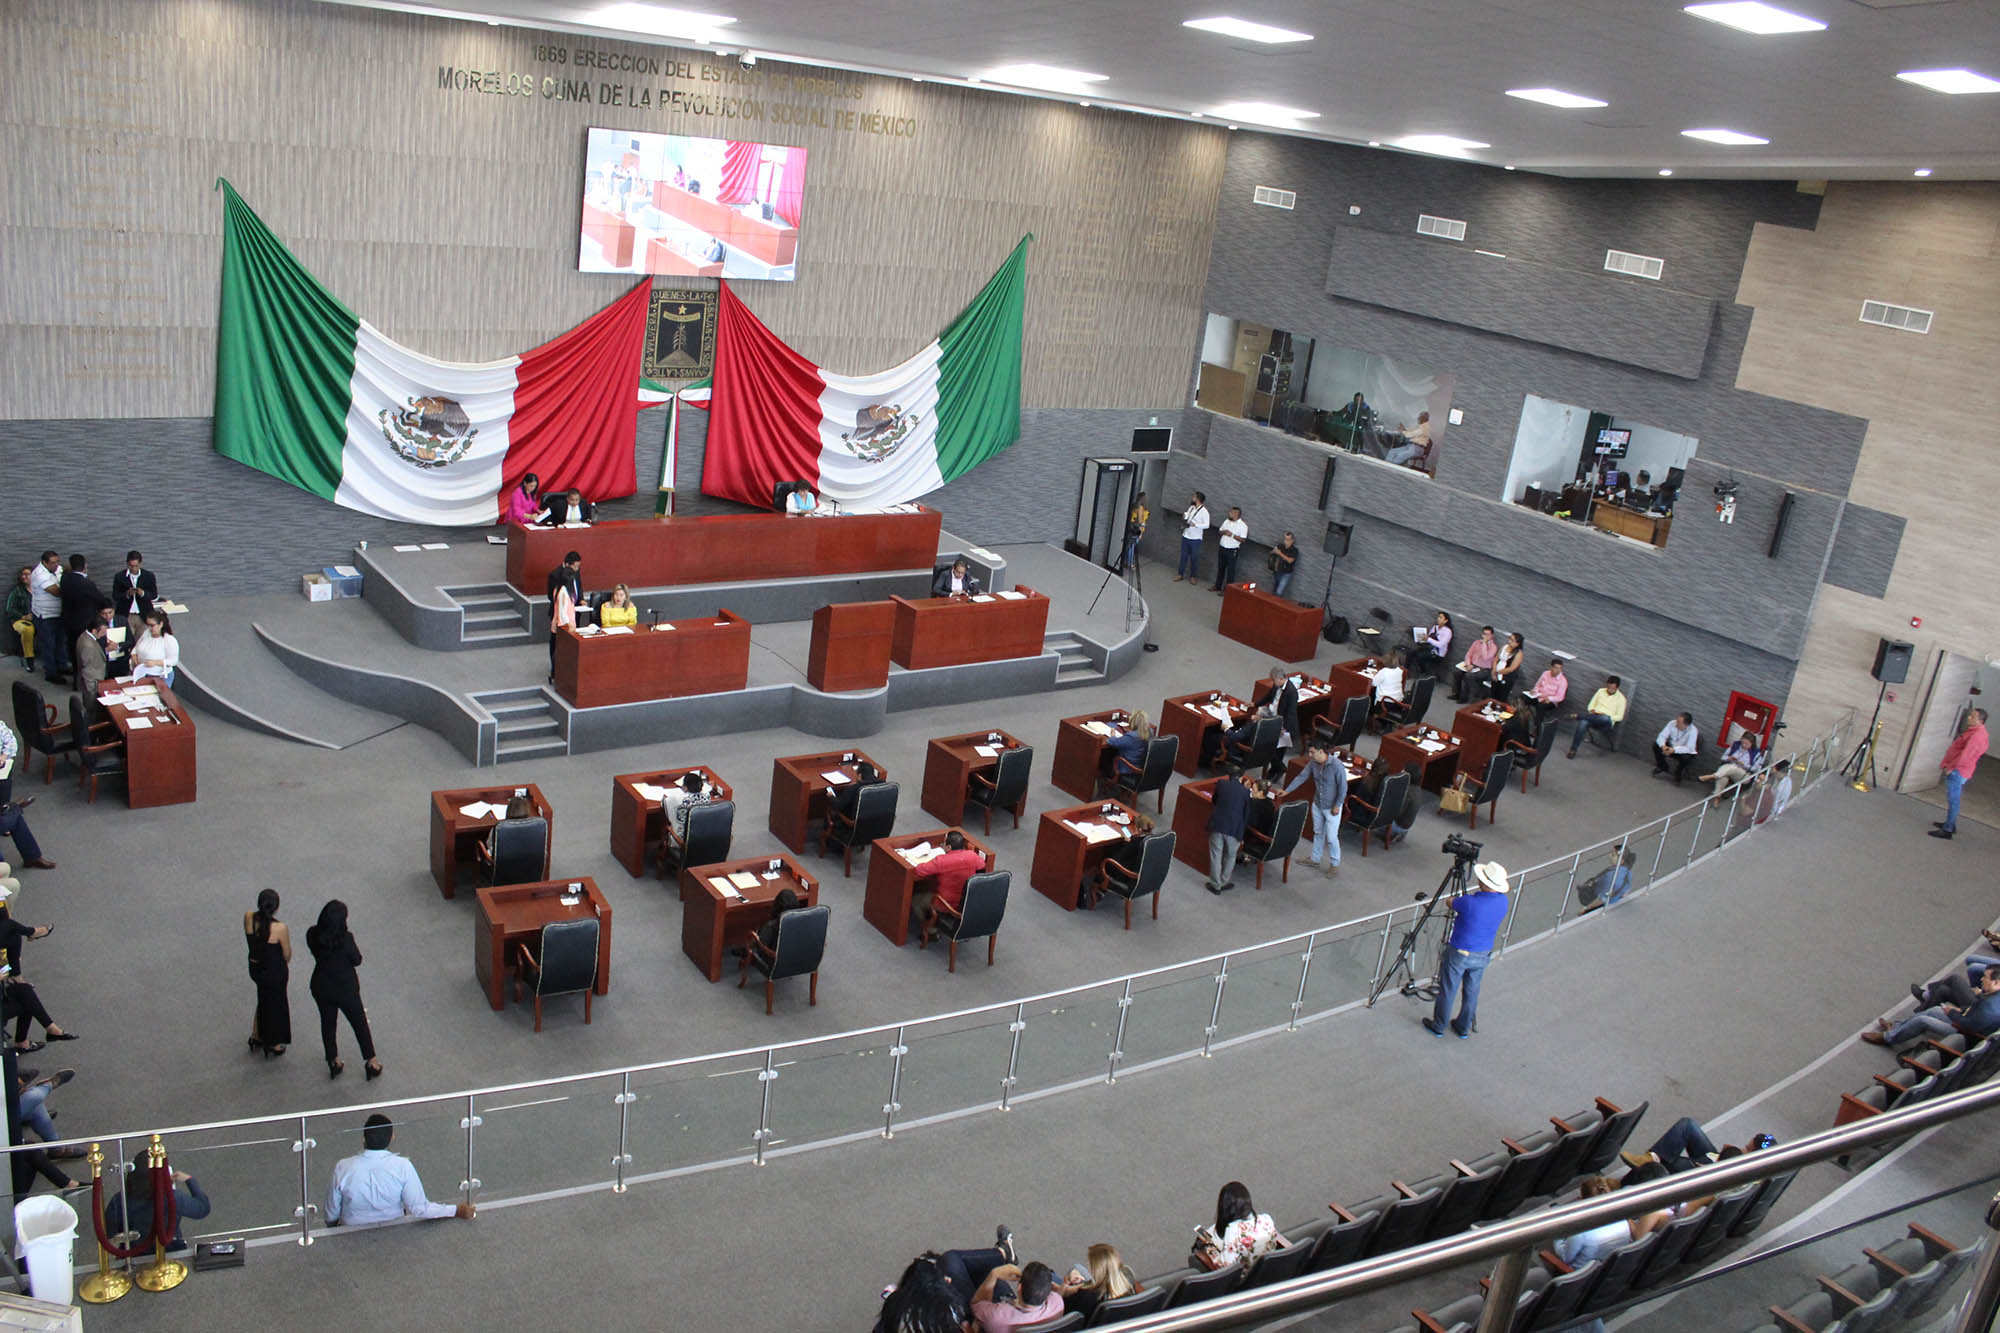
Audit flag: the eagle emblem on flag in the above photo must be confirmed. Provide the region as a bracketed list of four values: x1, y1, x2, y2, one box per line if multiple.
[840, 402, 919, 463]
[380, 396, 478, 470]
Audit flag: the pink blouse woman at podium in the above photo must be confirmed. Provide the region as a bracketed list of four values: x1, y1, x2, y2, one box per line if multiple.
[501, 472, 541, 526]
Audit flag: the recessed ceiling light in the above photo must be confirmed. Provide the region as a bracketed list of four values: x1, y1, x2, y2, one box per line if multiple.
[1183, 16, 1313, 45]
[981, 62, 1109, 94]
[1896, 68, 2000, 95]
[1683, 3, 1825, 35]
[1189, 110, 1204, 118]
[1504, 164, 1517, 170]
[1681, 127, 1769, 145]
[1211, 101, 1321, 126]
[1505, 87, 1608, 109]
[1396, 133, 1491, 155]
[1914, 167, 1933, 177]
[1658, 168, 1674, 176]
[588, 3, 737, 41]
[1366, 140, 1381, 148]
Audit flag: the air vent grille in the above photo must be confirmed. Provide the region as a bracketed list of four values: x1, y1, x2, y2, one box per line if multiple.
[1604, 249, 1665, 280]
[1416, 214, 1467, 241]
[1252, 186, 1296, 210]
[1859, 300, 1932, 334]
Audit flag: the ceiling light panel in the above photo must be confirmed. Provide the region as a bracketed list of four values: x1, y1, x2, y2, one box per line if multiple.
[1396, 134, 1491, 155]
[1683, 3, 1826, 34]
[1183, 16, 1313, 44]
[1211, 101, 1321, 125]
[1681, 127, 1770, 145]
[1896, 68, 2000, 95]
[981, 63, 1110, 93]
[1504, 87, 1608, 109]
[588, 2, 737, 41]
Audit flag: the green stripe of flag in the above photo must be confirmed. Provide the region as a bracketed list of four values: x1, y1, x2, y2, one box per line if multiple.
[933, 235, 1029, 482]
[212, 178, 360, 501]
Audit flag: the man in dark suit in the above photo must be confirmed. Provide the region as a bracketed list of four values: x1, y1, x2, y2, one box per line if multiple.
[1206, 766, 1251, 894]
[1252, 664, 1301, 751]
[828, 761, 885, 825]
[932, 560, 979, 598]
[545, 551, 582, 678]
[73, 615, 113, 702]
[57, 556, 109, 685]
[110, 550, 157, 641]
[536, 488, 594, 526]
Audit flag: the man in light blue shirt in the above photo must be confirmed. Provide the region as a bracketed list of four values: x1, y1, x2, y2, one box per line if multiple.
[1581, 851, 1637, 911]
[324, 1114, 475, 1227]
[1280, 743, 1347, 875]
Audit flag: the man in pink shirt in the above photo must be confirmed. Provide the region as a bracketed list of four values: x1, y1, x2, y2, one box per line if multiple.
[1931, 707, 1989, 840]
[1524, 659, 1569, 726]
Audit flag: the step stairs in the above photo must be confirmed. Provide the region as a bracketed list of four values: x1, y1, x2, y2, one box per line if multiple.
[477, 687, 569, 762]
[447, 584, 533, 647]
[1046, 631, 1105, 688]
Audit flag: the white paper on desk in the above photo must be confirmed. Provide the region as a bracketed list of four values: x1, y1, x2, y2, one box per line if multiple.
[575, 625, 601, 637]
[1417, 739, 1447, 753]
[653, 622, 676, 630]
[393, 544, 422, 552]
[967, 546, 999, 561]
[904, 842, 941, 863]
[127, 697, 162, 711]
[1205, 704, 1234, 725]
[1081, 721, 1114, 737]
[485, 535, 508, 545]
[822, 770, 851, 785]
[419, 544, 449, 552]
[708, 876, 744, 899]
[974, 745, 999, 758]
[633, 783, 668, 802]
[601, 625, 635, 635]
[728, 871, 761, 890]
[560, 521, 590, 529]
[970, 593, 995, 603]
[995, 589, 1025, 601]
[125, 716, 154, 730]
[127, 684, 158, 695]
[457, 801, 500, 819]
[333, 564, 362, 576]
[99, 692, 130, 707]
[1080, 823, 1119, 844]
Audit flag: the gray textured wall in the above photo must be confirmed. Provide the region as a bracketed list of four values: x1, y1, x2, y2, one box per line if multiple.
[1822, 502, 1905, 600]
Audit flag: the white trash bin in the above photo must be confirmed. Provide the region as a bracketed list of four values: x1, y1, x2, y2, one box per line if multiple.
[14, 1194, 79, 1306]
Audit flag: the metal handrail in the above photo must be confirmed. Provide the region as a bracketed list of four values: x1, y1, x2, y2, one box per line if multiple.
[1108, 1078, 2000, 1331]
[2, 713, 1852, 1165]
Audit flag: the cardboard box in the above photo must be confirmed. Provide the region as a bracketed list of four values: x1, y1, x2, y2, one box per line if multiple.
[302, 573, 333, 602]
[322, 566, 363, 599]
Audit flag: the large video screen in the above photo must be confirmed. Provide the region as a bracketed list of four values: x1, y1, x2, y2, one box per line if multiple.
[579, 126, 807, 280]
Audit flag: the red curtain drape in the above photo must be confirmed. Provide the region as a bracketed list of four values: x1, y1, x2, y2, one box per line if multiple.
[696, 283, 824, 509]
[504, 279, 651, 501]
[773, 147, 807, 228]
[717, 141, 760, 205]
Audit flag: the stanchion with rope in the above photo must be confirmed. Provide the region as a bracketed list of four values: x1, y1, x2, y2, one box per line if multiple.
[89, 1134, 185, 1294]
[76, 1143, 131, 1304]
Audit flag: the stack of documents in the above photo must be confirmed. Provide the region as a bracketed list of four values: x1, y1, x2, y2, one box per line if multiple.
[1205, 704, 1235, 725]
[1063, 820, 1121, 845]
[458, 801, 509, 819]
[902, 842, 943, 864]
[973, 745, 999, 758]
[633, 783, 669, 803]
[822, 770, 851, 785]
[601, 625, 635, 635]
[1081, 721, 1116, 738]
[995, 590, 1026, 601]
[1416, 738, 1448, 754]
[707, 876, 745, 900]
[970, 593, 995, 603]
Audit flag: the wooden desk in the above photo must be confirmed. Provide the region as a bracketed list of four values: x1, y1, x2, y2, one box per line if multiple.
[553, 612, 751, 708]
[680, 854, 819, 982]
[650, 182, 800, 267]
[919, 730, 1027, 825]
[1160, 692, 1252, 777]
[1277, 752, 1370, 811]
[1030, 800, 1142, 910]
[429, 784, 554, 899]
[1380, 725, 1464, 794]
[1326, 657, 1386, 711]
[1590, 501, 1671, 547]
[96, 681, 196, 808]
[768, 750, 886, 853]
[862, 829, 996, 946]
[1169, 777, 1226, 875]
[890, 588, 1050, 669]
[607, 766, 733, 878]
[1218, 583, 1321, 662]
[1244, 673, 1342, 734]
[1050, 710, 1135, 801]
[472, 877, 612, 1010]
[504, 507, 943, 595]
[1452, 702, 1518, 782]
[807, 601, 895, 692]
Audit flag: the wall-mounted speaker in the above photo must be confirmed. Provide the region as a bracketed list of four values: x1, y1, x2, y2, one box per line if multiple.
[1872, 637, 1913, 685]
[1318, 457, 1338, 510]
[1768, 491, 1795, 558]
[1323, 521, 1352, 558]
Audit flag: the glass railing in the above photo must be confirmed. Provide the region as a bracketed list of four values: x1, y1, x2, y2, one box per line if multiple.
[2, 713, 1855, 1265]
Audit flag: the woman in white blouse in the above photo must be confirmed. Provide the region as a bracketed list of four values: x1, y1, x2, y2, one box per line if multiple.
[1193, 1180, 1289, 1269]
[129, 609, 180, 686]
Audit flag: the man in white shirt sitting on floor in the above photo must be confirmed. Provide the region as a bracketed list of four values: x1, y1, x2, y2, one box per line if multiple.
[324, 1114, 475, 1227]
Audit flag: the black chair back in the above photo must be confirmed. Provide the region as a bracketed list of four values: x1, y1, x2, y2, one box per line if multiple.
[14, 681, 71, 757]
[490, 816, 548, 886]
[763, 904, 830, 981]
[1729, 1169, 1798, 1237]
[1523, 1258, 1600, 1328]
[1365, 1187, 1441, 1256]
[1361, 772, 1411, 837]
[1678, 1183, 1754, 1269]
[1323, 693, 1369, 750]
[1577, 1099, 1650, 1174]
[1084, 1284, 1168, 1325]
[1230, 716, 1282, 771]
[1308, 1209, 1380, 1271]
[1015, 1313, 1081, 1333]
[948, 871, 1009, 941]
[1132, 735, 1178, 799]
[1632, 1206, 1707, 1289]
[1423, 1163, 1501, 1241]
[1121, 831, 1176, 899]
[1401, 674, 1436, 726]
[977, 745, 1034, 812]
[1529, 1122, 1599, 1198]
[678, 800, 736, 868]
[844, 782, 900, 845]
[534, 918, 600, 996]
[1481, 1139, 1555, 1219]
[1243, 1242, 1314, 1288]
[1476, 750, 1514, 799]
[1582, 1231, 1659, 1311]
[1526, 723, 1560, 773]
[1163, 1262, 1241, 1308]
[1249, 800, 1309, 864]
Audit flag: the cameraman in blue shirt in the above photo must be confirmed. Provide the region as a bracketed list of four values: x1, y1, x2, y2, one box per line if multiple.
[1425, 861, 1511, 1040]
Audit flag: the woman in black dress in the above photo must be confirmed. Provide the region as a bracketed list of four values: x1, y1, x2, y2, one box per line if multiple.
[307, 900, 381, 1081]
[244, 888, 291, 1058]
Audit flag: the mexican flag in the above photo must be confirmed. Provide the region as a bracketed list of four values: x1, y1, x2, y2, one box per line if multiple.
[213, 180, 649, 525]
[696, 237, 1029, 511]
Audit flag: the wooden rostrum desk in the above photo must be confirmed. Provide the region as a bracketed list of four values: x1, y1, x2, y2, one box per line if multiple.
[551, 611, 751, 708]
[890, 588, 1050, 669]
[607, 766, 733, 878]
[1217, 583, 1321, 662]
[95, 680, 196, 808]
[473, 877, 612, 1010]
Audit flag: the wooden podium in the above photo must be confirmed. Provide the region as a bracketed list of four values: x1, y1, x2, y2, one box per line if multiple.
[1218, 583, 1321, 662]
[807, 601, 895, 692]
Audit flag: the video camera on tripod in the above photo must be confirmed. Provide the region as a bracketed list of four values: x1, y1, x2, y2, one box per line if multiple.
[1367, 836, 1484, 1007]
[1440, 834, 1482, 865]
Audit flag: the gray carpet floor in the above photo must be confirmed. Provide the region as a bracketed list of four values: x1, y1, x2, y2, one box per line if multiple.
[3, 554, 1984, 1331]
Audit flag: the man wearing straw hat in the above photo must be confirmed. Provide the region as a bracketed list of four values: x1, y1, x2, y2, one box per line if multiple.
[1424, 861, 1510, 1040]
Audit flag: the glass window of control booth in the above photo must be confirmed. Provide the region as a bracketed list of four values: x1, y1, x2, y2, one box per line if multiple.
[1503, 393, 1697, 550]
[1194, 315, 1453, 469]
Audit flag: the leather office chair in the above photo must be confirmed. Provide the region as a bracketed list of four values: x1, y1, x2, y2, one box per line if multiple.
[1346, 771, 1410, 857]
[964, 745, 1032, 833]
[821, 781, 898, 877]
[478, 816, 548, 887]
[739, 902, 829, 1014]
[1089, 829, 1174, 929]
[12, 681, 74, 783]
[1511, 725, 1560, 791]
[510, 916, 599, 1031]
[921, 869, 1009, 972]
[1223, 715, 1281, 774]
[1311, 693, 1370, 752]
[659, 799, 735, 881]
[67, 694, 125, 804]
[1462, 751, 1514, 829]
[1108, 735, 1177, 813]
[1240, 799, 1308, 888]
[1375, 675, 1435, 732]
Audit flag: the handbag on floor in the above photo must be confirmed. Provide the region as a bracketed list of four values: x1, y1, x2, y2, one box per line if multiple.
[1438, 774, 1473, 816]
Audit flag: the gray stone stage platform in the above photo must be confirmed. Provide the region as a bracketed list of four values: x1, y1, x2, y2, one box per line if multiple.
[176, 540, 1149, 765]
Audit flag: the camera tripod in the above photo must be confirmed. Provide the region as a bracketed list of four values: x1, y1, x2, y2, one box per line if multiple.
[1367, 850, 1478, 1007]
[1841, 680, 1888, 792]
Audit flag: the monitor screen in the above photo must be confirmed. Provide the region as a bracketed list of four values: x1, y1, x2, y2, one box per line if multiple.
[1130, 427, 1173, 453]
[1602, 469, 1625, 490]
[579, 127, 807, 279]
[1594, 427, 1631, 455]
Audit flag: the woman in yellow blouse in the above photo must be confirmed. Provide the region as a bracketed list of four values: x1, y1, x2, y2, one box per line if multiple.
[598, 583, 639, 628]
